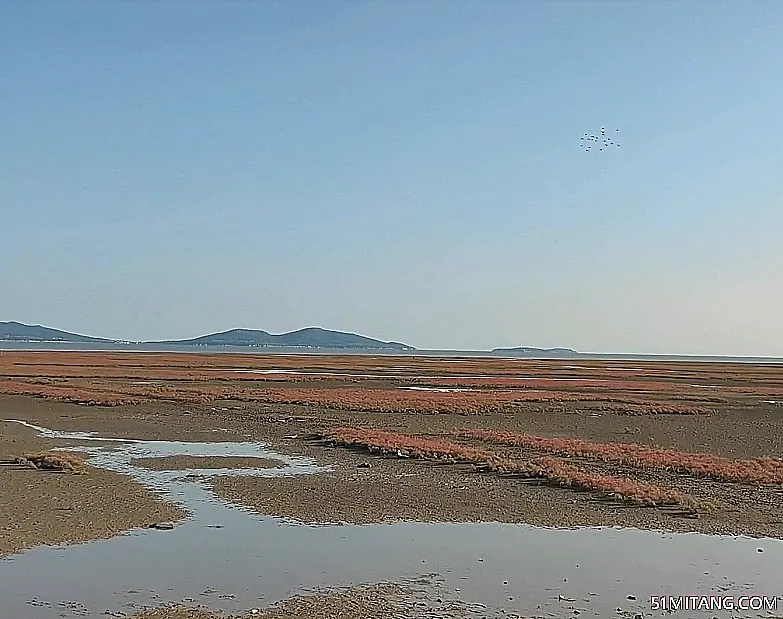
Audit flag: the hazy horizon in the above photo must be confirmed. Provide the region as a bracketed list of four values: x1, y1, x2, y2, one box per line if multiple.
[4, 320, 783, 358]
[3, 1, 782, 356]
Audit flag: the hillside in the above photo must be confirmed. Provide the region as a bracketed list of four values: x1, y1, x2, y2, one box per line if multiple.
[1, 322, 415, 350]
[155, 327, 415, 350]
[0, 321, 118, 343]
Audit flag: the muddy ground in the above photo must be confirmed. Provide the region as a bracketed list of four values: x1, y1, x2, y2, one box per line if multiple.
[2, 353, 783, 618]
[2, 385, 783, 555]
[0, 412, 185, 556]
[132, 455, 284, 471]
[128, 580, 480, 619]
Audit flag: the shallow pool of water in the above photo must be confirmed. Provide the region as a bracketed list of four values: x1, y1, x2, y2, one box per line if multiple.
[2, 420, 782, 618]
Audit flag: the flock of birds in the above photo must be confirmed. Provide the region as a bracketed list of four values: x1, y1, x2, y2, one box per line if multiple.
[582, 127, 620, 152]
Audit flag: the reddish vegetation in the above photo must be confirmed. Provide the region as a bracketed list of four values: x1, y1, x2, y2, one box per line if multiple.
[413, 376, 686, 392]
[240, 386, 586, 413]
[323, 427, 500, 463]
[323, 427, 689, 508]
[509, 457, 685, 507]
[0, 379, 145, 406]
[457, 429, 783, 485]
[595, 402, 713, 415]
[0, 377, 717, 415]
[0, 352, 778, 415]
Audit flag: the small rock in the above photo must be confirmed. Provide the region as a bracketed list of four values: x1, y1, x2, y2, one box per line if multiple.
[357, 462, 371, 468]
[149, 522, 175, 530]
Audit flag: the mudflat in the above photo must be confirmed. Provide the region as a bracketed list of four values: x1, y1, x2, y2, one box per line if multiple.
[132, 455, 284, 471]
[128, 581, 476, 619]
[2, 352, 783, 547]
[2, 352, 783, 616]
[0, 416, 185, 556]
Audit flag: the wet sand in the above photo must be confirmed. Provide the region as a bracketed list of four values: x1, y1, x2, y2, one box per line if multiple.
[133, 455, 284, 471]
[129, 582, 474, 619]
[2, 353, 783, 617]
[0, 417, 185, 557]
[3, 389, 783, 547]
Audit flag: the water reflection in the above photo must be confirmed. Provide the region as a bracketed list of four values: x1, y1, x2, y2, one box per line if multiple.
[1, 420, 781, 618]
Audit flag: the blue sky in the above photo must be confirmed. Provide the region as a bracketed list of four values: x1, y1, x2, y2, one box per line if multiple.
[2, 0, 782, 354]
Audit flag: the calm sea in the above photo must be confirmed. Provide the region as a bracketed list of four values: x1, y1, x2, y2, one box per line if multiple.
[0, 341, 781, 363]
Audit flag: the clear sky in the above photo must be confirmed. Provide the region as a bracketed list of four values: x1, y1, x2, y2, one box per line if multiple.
[2, 0, 782, 355]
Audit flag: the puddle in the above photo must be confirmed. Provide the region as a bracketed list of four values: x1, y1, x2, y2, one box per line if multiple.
[227, 369, 392, 379]
[2, 421, 783, 618]
[401, 386, 479, 393]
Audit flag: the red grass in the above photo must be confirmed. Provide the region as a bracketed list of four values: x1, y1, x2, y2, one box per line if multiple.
[323, 427, 689, 507]
[594, 402, 713, 415]
[323, 427, 501, 464]
[1, 352, 775, 414]
[0, 376, 719, 414]
[508, 456, 685, 506]
[0, 379, 145, 406]
[456, 429, 783, 484]
[106, 383, 594, 412]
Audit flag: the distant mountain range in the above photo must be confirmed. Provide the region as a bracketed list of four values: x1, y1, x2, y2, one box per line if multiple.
[153, 327, 413, 350]
[0, 321, 414, 351]
[0, 321, 118, 344]
[2, 322, 781, 360]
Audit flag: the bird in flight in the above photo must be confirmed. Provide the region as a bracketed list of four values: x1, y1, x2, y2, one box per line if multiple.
[581, 127, 620, 152]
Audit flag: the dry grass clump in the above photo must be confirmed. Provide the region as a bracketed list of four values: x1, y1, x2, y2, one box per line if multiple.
[12, 451, 87, 474]
[322, 427, 691, 508]
[456, 429, 783, 484]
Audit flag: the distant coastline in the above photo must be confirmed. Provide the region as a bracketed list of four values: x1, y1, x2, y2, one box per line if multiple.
[0, 322, 414, 352]
[1, 340, 782, 364]
[1, 321, 781, 362]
